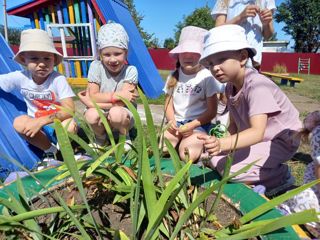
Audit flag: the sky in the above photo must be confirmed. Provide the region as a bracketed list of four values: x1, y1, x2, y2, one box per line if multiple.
[0, 0, 293, 49]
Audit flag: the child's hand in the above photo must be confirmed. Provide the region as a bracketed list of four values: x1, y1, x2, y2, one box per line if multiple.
[78, 90, 94, 108]
[178, 123, 194, 137]
[115, 88, 139, 103]
[167, 120, 179, 136]
[239, 5, 259, 20]
[259, 9, 273, 26]
[23, 118, 43, 138]
[198, 135, 221, 156]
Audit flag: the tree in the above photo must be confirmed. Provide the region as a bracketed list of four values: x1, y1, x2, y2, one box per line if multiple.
[274, 0, 320, 53]
[163, 38, 175, 49]
[174, 6, 215, 44]
[0, 25, 21, 45]
[124, 0, 160, 48]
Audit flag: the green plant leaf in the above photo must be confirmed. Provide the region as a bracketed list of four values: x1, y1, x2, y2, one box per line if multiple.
[54, 119, 102, 238]
[239, 179, 320, 225]
[218, 209, 318, 240]
[139, 88, 163, 186]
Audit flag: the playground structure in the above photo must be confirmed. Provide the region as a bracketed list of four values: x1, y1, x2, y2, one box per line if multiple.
[298, 57, 311, 75]
[0, 0, 164, 177]
[7, 0, 164, 98]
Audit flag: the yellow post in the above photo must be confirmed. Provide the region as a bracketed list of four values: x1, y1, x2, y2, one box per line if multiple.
[67, 0, 75, 24]
[33, 12, 40, 29]
[75, 61, 82, 78]
[49, 5, 56, 24]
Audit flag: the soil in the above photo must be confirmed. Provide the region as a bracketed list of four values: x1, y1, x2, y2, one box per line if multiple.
[29, 177, 242, 239]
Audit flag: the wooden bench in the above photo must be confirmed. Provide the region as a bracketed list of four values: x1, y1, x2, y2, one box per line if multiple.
[261, 72, 304, 87]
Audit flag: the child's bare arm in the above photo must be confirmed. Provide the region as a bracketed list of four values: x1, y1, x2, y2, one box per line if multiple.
[113, 83, 139, 103]
[201, 114, 267, 156]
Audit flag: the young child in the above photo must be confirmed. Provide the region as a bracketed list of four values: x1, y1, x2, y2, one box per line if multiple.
[162, 26, 223, 162]
[198, 24, 302, 194]
[0, 29, 77, 160]
[211, 0, 276, 70]
[78, 22, 138, 150]
[278, 111, 320, 236]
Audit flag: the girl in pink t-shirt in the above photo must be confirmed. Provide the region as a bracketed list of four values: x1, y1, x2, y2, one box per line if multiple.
[198, 24, 302, 195]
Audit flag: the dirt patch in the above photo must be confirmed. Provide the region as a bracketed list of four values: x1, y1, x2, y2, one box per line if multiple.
[28, 177, 242, 239]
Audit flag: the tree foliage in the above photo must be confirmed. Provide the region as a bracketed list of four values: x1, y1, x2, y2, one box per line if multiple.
[124, 0, 160, 48]
[0, 25, 22, 45]
[274, 0, 320, 53]
[173, 6, 215, 44]
[163, 38, 175, 49]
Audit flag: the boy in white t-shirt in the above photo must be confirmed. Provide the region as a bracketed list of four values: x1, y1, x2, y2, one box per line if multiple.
[0, 29, 76, 160]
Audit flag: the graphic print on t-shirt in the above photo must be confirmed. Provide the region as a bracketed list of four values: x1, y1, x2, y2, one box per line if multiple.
[176, 83, 202, 95]
[21, 88, 61, 118]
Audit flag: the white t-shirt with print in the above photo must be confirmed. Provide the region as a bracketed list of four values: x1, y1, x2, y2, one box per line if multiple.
[211, 0, 276, 64]
[0, 70, 75, 117]
[163, 68, 224, 121]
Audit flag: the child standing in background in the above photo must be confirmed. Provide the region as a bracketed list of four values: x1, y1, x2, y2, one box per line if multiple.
[211, 0, 276, 70]
[78, 22, 138, 150]
[0, 29, 76, 160]
[199, 25, 301, 195]
[163, 26, 223, 162]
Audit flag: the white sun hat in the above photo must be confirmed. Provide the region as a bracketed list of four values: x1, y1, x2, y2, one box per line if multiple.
[199, 24, 256, 65]
[14, 29, 63, 66]
[169, 26, 208, 59]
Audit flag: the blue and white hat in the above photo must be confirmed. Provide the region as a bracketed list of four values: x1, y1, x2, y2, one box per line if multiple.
[97, 22, 129, 50]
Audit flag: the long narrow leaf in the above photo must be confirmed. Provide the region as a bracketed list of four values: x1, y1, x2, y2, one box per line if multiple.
[219, 209, 318, 240]
[138, 88, 163, 186]
[54, 119, 102, 238]
[239, 179, 320, 225]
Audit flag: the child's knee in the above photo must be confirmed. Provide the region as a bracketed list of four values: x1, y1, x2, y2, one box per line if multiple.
[108, 107, 130, 126]
[13, 115, 30, 133]
[62, 118, 78, 133]
[84, 108, 101, 124]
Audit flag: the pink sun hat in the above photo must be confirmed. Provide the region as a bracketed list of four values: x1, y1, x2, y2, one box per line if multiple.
[169, 26, 208, 59]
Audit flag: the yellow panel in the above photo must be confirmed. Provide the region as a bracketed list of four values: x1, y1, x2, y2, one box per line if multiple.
[67, 0, 75, 24]
[74, 61, 82, 78]
[94, 13, 101, 31]
[33, 12, 40, 29]
[67, 78, 88, 87]
[49, 5, 56, 24]
[57, 64, 64, 74]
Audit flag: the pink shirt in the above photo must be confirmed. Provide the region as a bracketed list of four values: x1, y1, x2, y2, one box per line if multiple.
[226, 68, 302, 142]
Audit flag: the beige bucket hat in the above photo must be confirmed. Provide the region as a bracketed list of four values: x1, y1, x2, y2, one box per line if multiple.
[14, 29, 63, 66]
[200, 24, 256, 66]
[169, 26, 208, 59]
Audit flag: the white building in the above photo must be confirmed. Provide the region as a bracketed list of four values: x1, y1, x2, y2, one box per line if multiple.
[263, 41, 290, 52]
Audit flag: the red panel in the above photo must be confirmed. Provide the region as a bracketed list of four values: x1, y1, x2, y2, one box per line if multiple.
[261, 52, 320, 75]
[148, 48, 176, 70]
[90, 0, 106, 24]
[7, 0, 52, 17]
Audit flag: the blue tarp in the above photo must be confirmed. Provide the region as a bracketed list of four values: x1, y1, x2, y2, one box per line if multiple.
[0, 34, 39, 179]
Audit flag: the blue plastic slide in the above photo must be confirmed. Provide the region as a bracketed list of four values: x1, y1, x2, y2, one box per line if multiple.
[0, 34, 39, 179]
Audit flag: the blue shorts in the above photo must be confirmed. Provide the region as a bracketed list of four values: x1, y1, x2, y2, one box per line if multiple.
[42, 125, 57, 144]
[176, 120, 213, 134]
